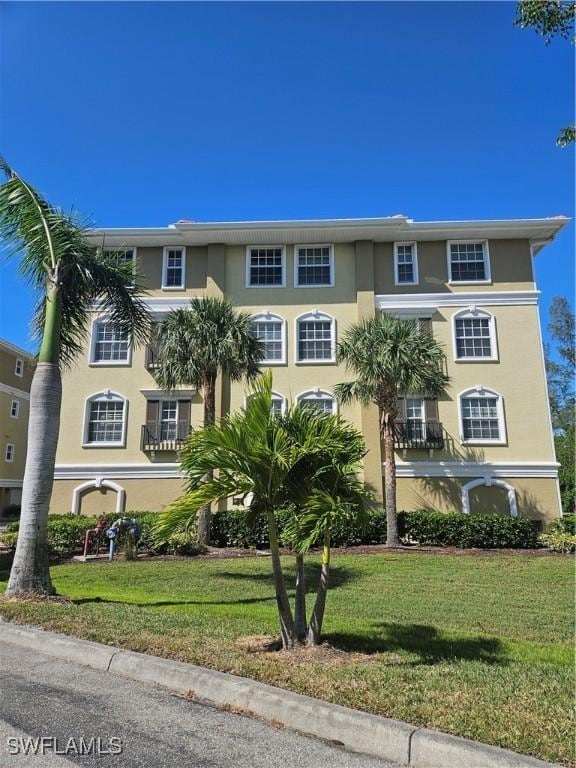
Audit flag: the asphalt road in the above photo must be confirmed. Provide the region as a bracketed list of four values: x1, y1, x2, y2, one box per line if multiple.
[0, 641, 400, 768]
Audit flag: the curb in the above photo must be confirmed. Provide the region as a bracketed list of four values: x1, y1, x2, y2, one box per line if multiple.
[0, 620, 561, 768]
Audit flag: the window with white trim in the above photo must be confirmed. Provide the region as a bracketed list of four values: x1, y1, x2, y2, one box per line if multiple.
[454, 309, 497, 360]
[247, 247, 284, 287]
[449, 242, 490, 282]
[296, 312, 335, 363]
[271, 393, 286, 418]
[405, 397, 425, 440]
[5, 443, 15, 463]
[91, 321, 130, 363]
[162, 247, 186, 289]
[460, 388, 505, 443]
[250, 314, 285, 364]
[10, 400, 19, 419]
[295, 245, 333, 286]
[15, 359, 23, 377]
[159, 400, 177, 440]
[394, 242, 418, 285]
[103, 248, 135, 271]
[297, 390, 336, 415]
[84, 393, 126, 445]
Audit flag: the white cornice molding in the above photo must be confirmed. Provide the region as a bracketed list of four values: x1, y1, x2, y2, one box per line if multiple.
[54, 463, 184, 480]
[392, 461, 559, 479]
[0, 339, 35, 360]
[140, 389, 197, 398]
[85, 216, 569, 248]
[376, 290, 540, 312]
[0, 383, 30, 400]
[89, 297, 194, 315]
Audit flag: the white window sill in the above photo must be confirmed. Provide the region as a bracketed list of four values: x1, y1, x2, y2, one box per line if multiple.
[246, 284, 286, 289]
[295, 359, 337, 366]
[89, 361, 132, 367]
[394, 281, 419, 287]
[460, 439, 506, 446]
[82, 442, 126, 449]
[261, 360, 287, 367]
[448, 280, 492, 286]
[454, 357, 499, 363]
[161, 286, 186, 291]
[295, 283, 334, 289]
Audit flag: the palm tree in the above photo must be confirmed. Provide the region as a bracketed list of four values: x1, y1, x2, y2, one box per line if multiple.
[154, 373, 371, 648]
[152, 297, 263, 543]
[0, 158, 150, 598]
[335, 314, 447, 548]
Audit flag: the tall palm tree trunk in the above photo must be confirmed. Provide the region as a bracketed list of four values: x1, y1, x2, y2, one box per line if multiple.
[294, 553, 307, 643]
[382, 412, 399, 548]
[6, 288, 61, 597]
[197, 374, 216, 544]
[307, 530, 330, 645]
[266, 509, 296, 648]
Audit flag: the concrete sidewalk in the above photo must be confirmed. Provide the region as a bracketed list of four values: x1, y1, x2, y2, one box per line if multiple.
[0, 619, 561, 768]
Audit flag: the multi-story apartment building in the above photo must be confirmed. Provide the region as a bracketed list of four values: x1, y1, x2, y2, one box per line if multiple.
[0, 339, 33, 514]
[50, 215, 568, 524]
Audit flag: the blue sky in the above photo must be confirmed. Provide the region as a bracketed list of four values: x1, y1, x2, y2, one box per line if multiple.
[0, 1, 573, 354]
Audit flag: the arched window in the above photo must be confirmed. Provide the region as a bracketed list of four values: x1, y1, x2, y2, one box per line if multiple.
[297, 389, 337, 415]
[459, 387, 506, 445]
[295, 310, 336, 363]
[250, 312, 286, 365]
[452, 307, 498, 361]
[83, 390, 128, 447]
[245, 391, 286, 418]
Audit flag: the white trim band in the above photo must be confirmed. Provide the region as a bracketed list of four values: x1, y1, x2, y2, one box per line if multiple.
[0, 479, 23, 488]
[392, 461, 559, 479]
[376, 290, 540, 311]
[54, 463, 184, 480]
[0, 383, 30, 401]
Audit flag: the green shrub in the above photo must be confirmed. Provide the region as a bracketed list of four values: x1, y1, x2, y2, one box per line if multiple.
[548, 514, 576, 535]
[165, 530, 207, 556]
[0, 531, 18, 550]
[398, 510, 539, 549]
[539, 532, 576, 553]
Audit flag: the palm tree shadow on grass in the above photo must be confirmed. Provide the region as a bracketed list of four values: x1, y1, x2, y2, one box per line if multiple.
[326, 622, 507, 665]
[216, 563, 357, 592]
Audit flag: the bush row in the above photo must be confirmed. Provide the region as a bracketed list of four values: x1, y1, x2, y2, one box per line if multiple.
[2, 508, 563, 558]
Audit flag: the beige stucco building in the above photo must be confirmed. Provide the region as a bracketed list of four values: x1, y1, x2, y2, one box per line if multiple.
[0, 339, 34, 514]
[50, 215, 568, 525]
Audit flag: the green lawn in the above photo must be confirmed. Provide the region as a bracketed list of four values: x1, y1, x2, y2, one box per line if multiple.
[1, 551, 574, 765]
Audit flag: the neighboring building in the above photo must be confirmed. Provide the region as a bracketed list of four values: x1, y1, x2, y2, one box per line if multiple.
[0, 339, 34, 514]
[50, 215, 568, 524]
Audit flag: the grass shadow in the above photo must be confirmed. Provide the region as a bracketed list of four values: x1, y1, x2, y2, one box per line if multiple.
[218, 563, 357, 592]
[326, 622, 507, 665]
[73, 594, 276, 608]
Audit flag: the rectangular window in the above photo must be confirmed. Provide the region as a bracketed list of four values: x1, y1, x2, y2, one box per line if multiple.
[162, 247, 185, 289]
[10, 400, 19, 418]
[247, 248, 284, 287]
[449, 242, 489, 282]
[87, 401, 125, 443]
[405, 398, 425, 440]
[271, 397, 284, 418]
[394, 243, 418, 285]
[159, 400, 178, 441]
[104, 248, 134, 269]
[92, 322, 130, 363]
[5, 443, 15, 462]
[299, 396, 335, 415]
[462, 397, 500, 440]
[251, 320, 283, 363]
[455, 318, 492, 358]
[15, 359, 23, 377]
[296, 246, 333, 286]
[298, 320, 333, 361]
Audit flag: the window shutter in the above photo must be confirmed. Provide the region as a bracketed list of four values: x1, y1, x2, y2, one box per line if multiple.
[146, 400, 159, 439]
[424, 399, 439, 422]
[396, 398, 405, 419]
[419, 317, 432, 335]
[177, 400, 191, 439]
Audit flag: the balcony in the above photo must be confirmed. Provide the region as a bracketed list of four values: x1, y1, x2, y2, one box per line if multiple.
[141, 425, 191, 452]
[145, 344, 160, 369]
[394, 421, 444, 450]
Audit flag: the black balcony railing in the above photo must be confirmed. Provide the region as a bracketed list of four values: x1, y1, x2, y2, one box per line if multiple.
[145, 344, 160, 369]
[394, 421, 444, 449]
[141, 425, 191, 452]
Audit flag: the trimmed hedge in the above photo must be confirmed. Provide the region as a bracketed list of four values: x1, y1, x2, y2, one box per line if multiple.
[0, 508, 542, 558]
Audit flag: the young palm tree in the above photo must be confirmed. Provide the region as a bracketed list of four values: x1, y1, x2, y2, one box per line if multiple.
[335, 314, 447, 548]
[0, 158, 150, 597]
[152, 298, 263, 543]
[154, 373, 371, 648]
